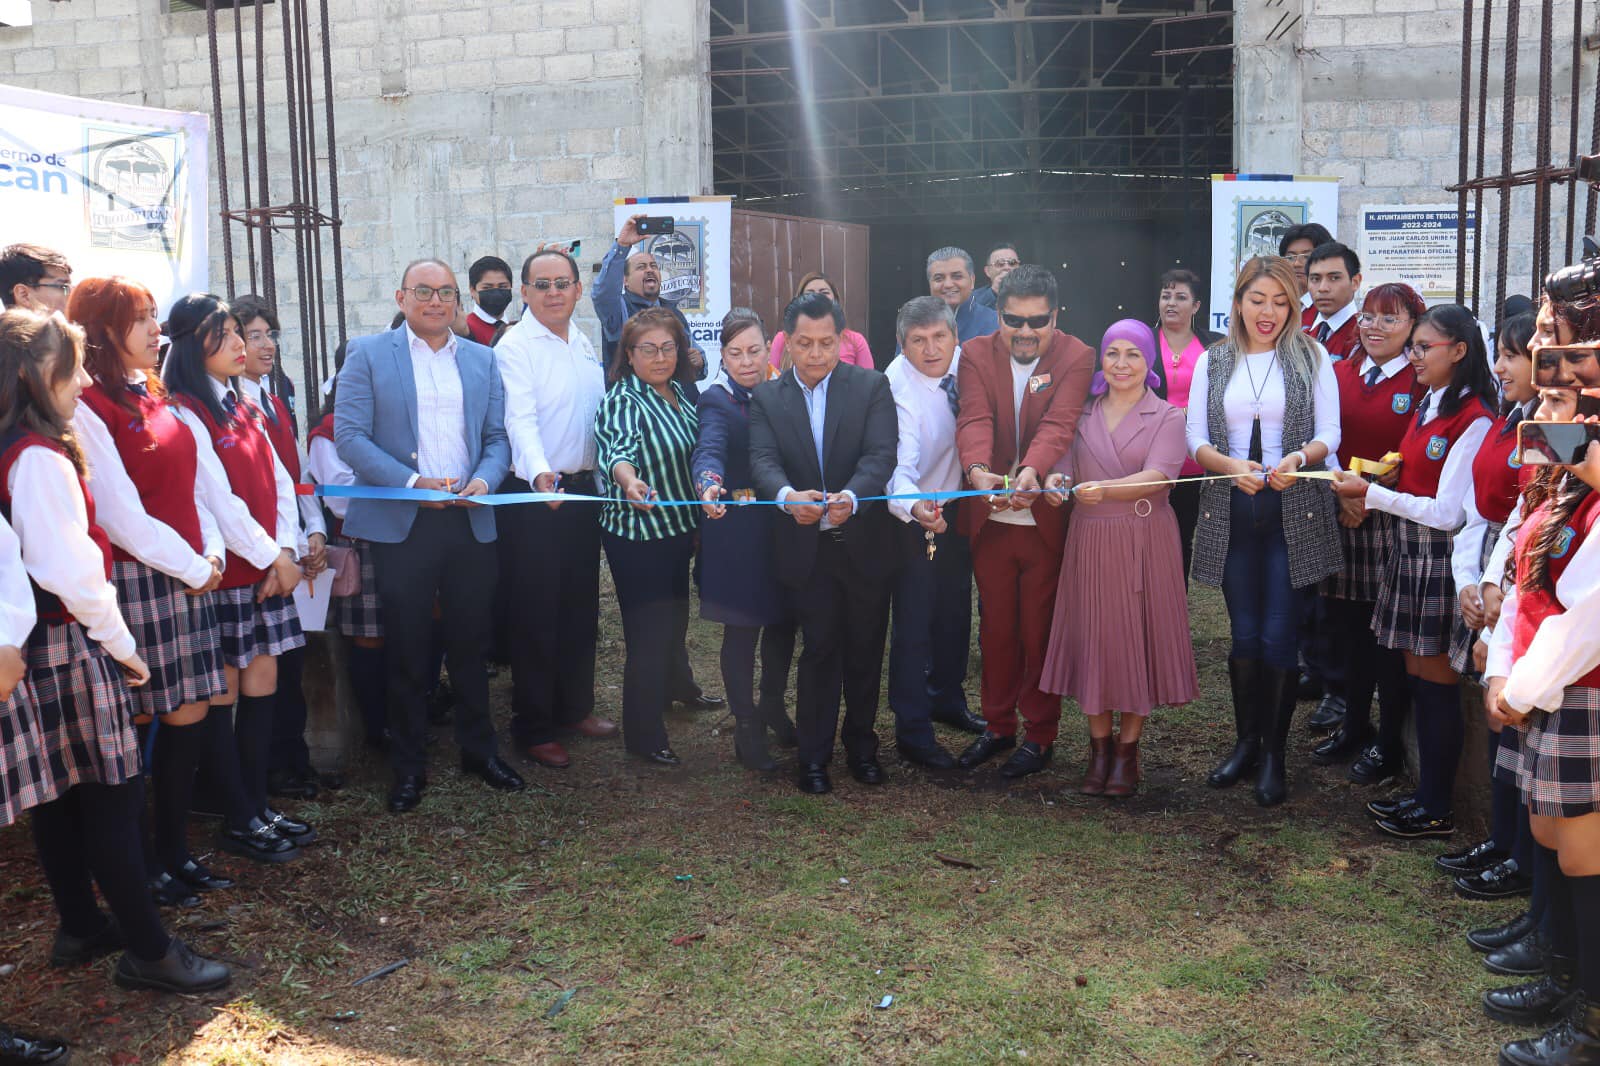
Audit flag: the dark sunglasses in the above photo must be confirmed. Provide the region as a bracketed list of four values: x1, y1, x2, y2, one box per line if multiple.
[1001, 312, 1052, 330]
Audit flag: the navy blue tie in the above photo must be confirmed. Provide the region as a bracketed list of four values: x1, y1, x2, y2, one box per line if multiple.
[1364, 365, 1382, 387]
[940, 374, 959, 417]
[222, 392, 239, 417]
[126, 380, 148, 398]
[1414, 391, 1430, 426]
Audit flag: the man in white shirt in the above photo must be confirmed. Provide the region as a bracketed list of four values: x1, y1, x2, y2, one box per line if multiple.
[884, 297, 983, 770]
[494, 249, 617, 770]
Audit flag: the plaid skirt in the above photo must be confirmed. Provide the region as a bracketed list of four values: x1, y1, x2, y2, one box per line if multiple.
[331, 538, 383, 639]
[1447, 521, 1506, 676]
[1494, 723, 1522, 788]
[24, 621, 141, 796]
[1518, 686, 1600, 818]
[214, 585, 306, 667]
[1371, 518, 1458, 657]
[1323, 510, 1395, 602]
[0, 680, 52, 828]
[112, 561, 228, 716]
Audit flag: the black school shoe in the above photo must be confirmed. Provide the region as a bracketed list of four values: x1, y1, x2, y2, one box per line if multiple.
[1456, 859, 1534, 901]
[1469, 911, 1539, 954]
[113, 939, 230, 994]
[1374, 805, 1455, 840]
[1488, 929, 1551, 978]
[1366, 794, 1419, 821]
[1349, 745, 1405, 786]
[262, 807, 317, 846]
[0, 1024, 69, 1065]
[49, 918, 122, 967]
[218, 818, 299, 863]
[148, 873, 202, 910]
[1436, 837, 1503, 875]
[174, 859, 234, 893]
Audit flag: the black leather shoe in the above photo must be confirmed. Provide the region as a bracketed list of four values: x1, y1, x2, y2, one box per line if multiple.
[1297, 671, 1321, 700]
[734, 718, 776, 772]
[1366, 793, 1419, 821]
[931, 706, 987, 735]
[1311, 724, 1373, 765]
[673, 693, 726, 712]
[0, 1025, 69, 1065]
[1498, 996, 1600, 1065]
[896, 740, 957, 770]
[999, 741, 1053, 778]
[462, 755, 527, 791]
[1484, 955, 1575, 1025]
[1470, 911, 1540, 953]
[262, 807, 317, 845]
[148, 872, 202, 910]
[388, 774, 425, 813]
[218, 818, 299, 863]
[1349, 744, 1405, 786]
[49, 918, 121, 967]
[796, 762, 832, 794]
[1488, 930, 1552, 978]
[1437, 837, 1504, 875]
[1307, 693, 1347, 734]
[113, 938, 230, 994]
[1375, 807, 1455, 840]
[629, 748, 682, 768]
[848, 757, 887, 785]
[1457, 859, 1534, 901]
[174, 859, 234, 893]
[958, 731, 1015, 770]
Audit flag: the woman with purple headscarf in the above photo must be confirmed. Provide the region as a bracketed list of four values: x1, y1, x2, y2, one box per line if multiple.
[1040, 319, 1199, 796]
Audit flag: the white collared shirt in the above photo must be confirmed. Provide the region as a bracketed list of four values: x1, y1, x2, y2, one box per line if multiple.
[990, 356, 1041, 527]
[1312, 300, 1358, 338]
[471, 304, 503, 327]
[307, 436, 356, 520]
[405, 324, 471, 488]
[1449, 403, 1526, 593]
[1184, 343, 1342, 468]
[0, 514, 36, 650]
[1358, 354, 1409, 382]
[495, 312, 605, 484]
[885, 350, 963, 523]
[237, 375, 326, 544]
[1364, 386, 1492, 537]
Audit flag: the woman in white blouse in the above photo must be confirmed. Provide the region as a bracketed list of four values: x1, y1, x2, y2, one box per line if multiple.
[1186, 255, 1344, 807]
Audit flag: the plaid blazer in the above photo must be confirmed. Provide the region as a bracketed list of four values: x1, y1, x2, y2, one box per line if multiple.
[1191, 340, 1344, 590]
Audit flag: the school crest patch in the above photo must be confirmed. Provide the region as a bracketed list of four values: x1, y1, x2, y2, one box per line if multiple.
[1425, 435, 1448, 460]
[1508, 451, 1523, 469]
[1391, 394, 1412, 415]
[1553, 526, 1577, 559]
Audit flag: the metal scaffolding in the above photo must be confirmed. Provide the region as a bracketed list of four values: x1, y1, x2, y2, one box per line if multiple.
[710, 0, 1235, 222]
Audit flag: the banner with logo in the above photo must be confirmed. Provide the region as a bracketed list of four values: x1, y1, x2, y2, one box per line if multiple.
[1208, 174, 1341, 333]
[1358, 203, 1478, 307]
[0, 84, 209, 314]
[613, 195, 733, 375]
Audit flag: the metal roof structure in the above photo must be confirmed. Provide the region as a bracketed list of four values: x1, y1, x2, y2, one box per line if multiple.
[710, 0, 1236, 223]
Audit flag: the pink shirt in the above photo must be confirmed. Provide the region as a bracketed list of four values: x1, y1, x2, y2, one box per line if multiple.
[1160, 329, 1206, 476]
[768, 328, 875, 371]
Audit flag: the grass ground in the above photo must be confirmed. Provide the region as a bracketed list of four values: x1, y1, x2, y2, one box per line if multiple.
[0, 584, 1516, 1064]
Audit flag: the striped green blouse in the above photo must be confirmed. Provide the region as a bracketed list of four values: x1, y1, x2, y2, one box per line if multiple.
[594, 373, 701, 540]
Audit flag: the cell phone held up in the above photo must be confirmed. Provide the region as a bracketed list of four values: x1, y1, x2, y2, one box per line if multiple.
[1517, 419, 1600, 465]
[635, 216, 675, 236]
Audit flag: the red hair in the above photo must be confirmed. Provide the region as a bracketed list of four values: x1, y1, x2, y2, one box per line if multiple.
[1362, 282, 1426, 321]
[66, 275, 162, 411]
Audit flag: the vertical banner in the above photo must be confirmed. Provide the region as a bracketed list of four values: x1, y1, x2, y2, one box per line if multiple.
[0, 85, 209, 314]
[1209, 174, 1341, 333]
[1358, 203, 1478, 307]
[614, 195, 733, 375]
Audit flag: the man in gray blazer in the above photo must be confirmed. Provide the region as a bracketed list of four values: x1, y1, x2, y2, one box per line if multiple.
[335, 258, 526, 813]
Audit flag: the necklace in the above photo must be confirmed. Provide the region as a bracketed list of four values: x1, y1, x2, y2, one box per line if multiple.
[1163, 328, 1189, 368]
[1240, 351, 1278, 464]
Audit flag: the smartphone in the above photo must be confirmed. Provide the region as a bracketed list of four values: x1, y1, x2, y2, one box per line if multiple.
[1517, 420, 1600, 464]
[551, 238, 582, 257]
[1533, 344, 1600, 388]
[636, 216, 675, 236]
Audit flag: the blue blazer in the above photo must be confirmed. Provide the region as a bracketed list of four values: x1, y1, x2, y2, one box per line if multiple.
[333, 326, 510, 544]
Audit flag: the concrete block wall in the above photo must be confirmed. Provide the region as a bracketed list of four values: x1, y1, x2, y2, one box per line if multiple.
[0, 0, 710, 391]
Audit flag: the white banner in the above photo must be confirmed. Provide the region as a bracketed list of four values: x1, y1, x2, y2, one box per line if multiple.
[1209, 175, 1341, 333]
[1358, 203, 1477, 306]
[613, 196, 732, 375]
[0, 85, 209, 314]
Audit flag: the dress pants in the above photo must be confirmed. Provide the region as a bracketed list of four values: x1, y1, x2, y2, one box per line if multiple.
[792, 532, 892, 767]
[372, 508, 500, 778]
[888, 516, 972, 747]
[971, 520, 1062, 745]
[500, 475, 601, 748]
[603, 529, 695, 755]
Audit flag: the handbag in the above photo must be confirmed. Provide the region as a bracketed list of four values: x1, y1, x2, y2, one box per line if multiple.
[324, 544, 361, 597]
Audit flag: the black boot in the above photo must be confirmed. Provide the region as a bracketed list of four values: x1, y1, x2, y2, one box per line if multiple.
[1207, 658, 1261, 789]
[1484, 954, 1577, 1026]
[1499, 995, 1600, 1065]
[1254, 665, 1297, 807]
[763, 703, 799, 749]
[734, 717, 776, 772]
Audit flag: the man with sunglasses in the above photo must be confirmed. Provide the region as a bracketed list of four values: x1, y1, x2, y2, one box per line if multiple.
[953, 264, 1095, 777]
[494, 248, 620, 770]
[335, 258, 525, 813]
[0, 243, 72, 313]
[972, 241, 1021, 311]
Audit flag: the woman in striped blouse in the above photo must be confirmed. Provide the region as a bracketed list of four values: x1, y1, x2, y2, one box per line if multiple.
[596, 308, 706, 767]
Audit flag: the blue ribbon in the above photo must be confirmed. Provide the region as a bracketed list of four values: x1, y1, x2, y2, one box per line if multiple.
[307, 484, 1014, 508]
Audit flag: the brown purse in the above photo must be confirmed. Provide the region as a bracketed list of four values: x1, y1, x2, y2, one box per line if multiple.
[324, 544, 361, 597]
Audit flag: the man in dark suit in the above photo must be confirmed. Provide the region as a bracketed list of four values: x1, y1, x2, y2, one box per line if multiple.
[335, 258, 526, 813]
[750, 291, 900, 794]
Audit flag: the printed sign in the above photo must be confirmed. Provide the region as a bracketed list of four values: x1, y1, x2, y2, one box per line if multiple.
[1358, 203, 1478, 305]
[1209, 175, 1342, 333]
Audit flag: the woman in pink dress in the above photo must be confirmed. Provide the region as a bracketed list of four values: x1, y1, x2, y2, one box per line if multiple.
[1041, 319, 1200, 797]
[768, 272, 874, 371]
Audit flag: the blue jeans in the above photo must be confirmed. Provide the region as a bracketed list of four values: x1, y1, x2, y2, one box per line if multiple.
[1220, 488, 1298, 670]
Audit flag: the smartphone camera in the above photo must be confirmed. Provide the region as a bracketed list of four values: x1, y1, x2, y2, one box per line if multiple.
[636, 216, 675, 236]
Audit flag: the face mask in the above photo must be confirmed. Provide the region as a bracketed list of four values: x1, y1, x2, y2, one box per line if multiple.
[477, 288, 514, 317]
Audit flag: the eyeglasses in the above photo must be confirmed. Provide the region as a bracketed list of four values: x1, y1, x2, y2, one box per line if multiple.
[632, 341, 679, 358]
[1356, 313, 1409, 330]
[1410, 340, 1456, 357]
[245, 329, 282, 344]
[529, 278, 576, 291]
[1284, 253, 1311, 264]
[1001, 312, 1052, 330]
[402, 285, 459, 303]
[989, 258, 1020, 269]
[31, 280, 71, 294]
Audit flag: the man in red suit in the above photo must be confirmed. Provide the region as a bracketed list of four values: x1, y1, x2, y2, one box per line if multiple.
[1303, 242, 1363, 360]
[954, 264, 1095, 777]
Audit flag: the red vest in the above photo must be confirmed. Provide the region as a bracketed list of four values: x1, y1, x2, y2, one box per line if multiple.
[1512, 491, 1600, 689]
[1394, 395, 1493, 498]
[1471, 412, 1530, 524]
[255, 388, 302, 482]
[465, 314, 500, 347]
[0, 430, 113, 626]
[1333, 356, 1418, 470]
[79, 382, 205, 561]
[174, 394, 279, 590]
[1303, 310, 1360, 360]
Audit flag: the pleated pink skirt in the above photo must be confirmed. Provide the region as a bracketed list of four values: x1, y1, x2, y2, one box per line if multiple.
[1039, 502, 1200, 716]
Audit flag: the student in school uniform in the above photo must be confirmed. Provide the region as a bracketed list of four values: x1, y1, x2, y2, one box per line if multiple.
[1302, 242, 1363, 361]
[162, 293, 315, 860]
[1334, 304, 1499, 841]
[0, 307, 230, 994]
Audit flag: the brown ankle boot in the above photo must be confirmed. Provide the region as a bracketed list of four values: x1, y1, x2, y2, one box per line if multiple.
[1079, 737, 1113, 795]
[1103, 740, 1140, 797]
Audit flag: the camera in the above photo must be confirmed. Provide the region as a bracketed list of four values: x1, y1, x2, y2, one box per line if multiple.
[1545, 235, 1600, 304]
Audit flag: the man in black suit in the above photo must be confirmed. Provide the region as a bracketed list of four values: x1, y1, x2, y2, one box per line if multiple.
[750, 291, 900, 794]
